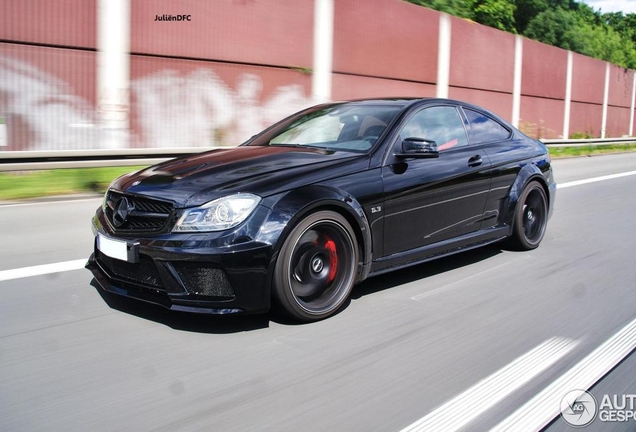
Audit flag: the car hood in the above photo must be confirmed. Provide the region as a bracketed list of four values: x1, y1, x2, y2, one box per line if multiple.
[112, 145, 366, 207]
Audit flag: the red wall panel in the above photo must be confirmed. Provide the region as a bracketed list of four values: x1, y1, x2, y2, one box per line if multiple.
[333, 0, 438, 83]
[569, 102, 603, 137]
[608, 65, 633, 108]
[131, 0, 313, 68]
[0, 43, 97, 151]
[449, 18, 515, 93]
[519, 96, 564, 138]
[0, 0, 96, 49]
[606, 106, 631, 137]
[449, 87, 512, 120]
[130, 56, 312, 148]
[571, 53, 606, 104]
[332, 74, 436, 100]
[521, 39, 566, 100]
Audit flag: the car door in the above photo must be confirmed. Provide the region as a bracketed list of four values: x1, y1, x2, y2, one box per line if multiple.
[461, 107, 515, 231]
[381, 105, 493, 257]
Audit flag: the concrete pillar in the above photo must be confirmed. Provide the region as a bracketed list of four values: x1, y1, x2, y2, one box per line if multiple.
[312, 0, 334, 103]
[601, 62, 610, 138]
[436, 13, 451, 99]
[97, 0, 130, 149]
[512, 35, 523, 128]
[562, 51, 573, 139]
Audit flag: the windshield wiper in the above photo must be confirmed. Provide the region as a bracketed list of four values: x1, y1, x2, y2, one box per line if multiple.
[269, 143, 334, 151]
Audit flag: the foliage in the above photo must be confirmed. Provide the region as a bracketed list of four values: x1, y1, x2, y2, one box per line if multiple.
[405, 0, 636, 68]
[0, 166, 147, 200]
[549, 143, 636, 158]
[470, 0, 517, 32]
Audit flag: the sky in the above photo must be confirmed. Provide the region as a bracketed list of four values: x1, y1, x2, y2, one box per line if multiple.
[581, 0, 636, 13]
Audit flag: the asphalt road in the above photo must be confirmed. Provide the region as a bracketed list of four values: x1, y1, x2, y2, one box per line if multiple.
[1, 153, 636, 431]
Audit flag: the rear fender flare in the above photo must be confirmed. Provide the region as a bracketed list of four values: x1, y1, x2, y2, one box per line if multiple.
[502, 164, 549, 228]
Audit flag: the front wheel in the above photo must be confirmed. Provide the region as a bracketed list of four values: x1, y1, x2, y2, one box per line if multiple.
[509, 181, 548, 250]
[273, 211, 358, 322]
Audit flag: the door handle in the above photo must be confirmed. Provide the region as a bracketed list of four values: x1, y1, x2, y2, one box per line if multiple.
[468, 155, 483, 167]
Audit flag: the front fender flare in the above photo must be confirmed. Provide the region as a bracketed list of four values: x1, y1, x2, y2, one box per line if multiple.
[259, 185, 373, 283]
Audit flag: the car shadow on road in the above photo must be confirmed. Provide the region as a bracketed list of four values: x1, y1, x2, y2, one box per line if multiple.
[350, 243, 503, 300]
[91, 280, 270, 334]
[91, 243, 504, 332]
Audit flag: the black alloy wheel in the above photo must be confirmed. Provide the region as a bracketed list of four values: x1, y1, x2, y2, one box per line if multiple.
[273, 211, 358, 322]
[510, 181, 548, 250]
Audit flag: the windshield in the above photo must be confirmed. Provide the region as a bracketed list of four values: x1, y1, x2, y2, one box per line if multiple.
[248, 103, 403, 153]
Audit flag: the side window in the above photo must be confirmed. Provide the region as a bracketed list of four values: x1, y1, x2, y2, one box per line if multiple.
[399, 106, 468, 151]
[464, 108, 511, 144]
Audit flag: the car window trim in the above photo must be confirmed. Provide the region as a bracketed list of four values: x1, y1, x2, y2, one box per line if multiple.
[460, 106, 513, 145]
[382, 103, 470, 165]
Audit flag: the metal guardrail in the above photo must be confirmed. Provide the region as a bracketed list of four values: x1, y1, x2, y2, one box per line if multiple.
[0, 138, 635, 171]
[0, 147, 216, 171]
[541, 137, 636, 147]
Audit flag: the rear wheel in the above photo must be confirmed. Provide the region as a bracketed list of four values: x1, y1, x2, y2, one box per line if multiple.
[273, 211, 358, 322]
[509, 181, 548, 250]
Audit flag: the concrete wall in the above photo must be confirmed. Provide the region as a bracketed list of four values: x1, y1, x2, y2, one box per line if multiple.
[1, 0, 634, 151]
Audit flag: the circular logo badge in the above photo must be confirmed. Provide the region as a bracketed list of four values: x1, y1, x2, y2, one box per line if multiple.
[560, 389, 598, 428]
[113, 197, 131, 228]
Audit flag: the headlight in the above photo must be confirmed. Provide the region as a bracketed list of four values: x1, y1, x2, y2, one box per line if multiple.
[173, 193, 261, 232]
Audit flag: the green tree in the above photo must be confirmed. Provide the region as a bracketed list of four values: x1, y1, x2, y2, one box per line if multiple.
[469, 0, 517, 32]
[523, 8, 578, 48]
[407, 0, 471, 18]
[515, 0, 548, 33]
[525, 8, 636, 68]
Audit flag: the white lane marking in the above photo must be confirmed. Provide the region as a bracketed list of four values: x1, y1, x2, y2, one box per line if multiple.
[0, 259, 87, 282]
[558, 170, 636, 189]
[492, 316, 636, 431]
[400, 337, 578, 432]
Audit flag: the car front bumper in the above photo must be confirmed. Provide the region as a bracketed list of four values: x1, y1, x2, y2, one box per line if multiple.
[86, 208, 275, 315]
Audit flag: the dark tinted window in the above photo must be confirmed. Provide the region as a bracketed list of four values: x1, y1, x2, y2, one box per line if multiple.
[399, 106, 468, 151]
[464, 108, 511, 144]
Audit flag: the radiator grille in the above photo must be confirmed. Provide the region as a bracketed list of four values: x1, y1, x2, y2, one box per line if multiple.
[105, 190, 174, 232]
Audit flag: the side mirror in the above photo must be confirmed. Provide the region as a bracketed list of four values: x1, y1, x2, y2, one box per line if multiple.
[396, 137, 439, 159]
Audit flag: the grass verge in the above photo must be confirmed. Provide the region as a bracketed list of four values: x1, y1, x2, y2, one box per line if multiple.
[548, 143, 636, 158]
[0, 166, 147, 201]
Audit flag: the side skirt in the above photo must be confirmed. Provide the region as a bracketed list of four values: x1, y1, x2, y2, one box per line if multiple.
[368, 226, 510, 277]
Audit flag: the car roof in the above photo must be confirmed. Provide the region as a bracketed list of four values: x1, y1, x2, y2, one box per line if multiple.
[330, 97, 479, 109]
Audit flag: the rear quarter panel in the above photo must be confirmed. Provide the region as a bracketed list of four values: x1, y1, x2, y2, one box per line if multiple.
[480, 137, 553, 230]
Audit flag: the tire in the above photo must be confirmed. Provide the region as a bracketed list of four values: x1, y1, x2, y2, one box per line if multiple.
[509, 181, 548, 250]
[273, 211, 358, 322]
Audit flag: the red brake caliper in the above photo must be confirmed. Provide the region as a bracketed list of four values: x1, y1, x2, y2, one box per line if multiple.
[324, 238, 338, 284]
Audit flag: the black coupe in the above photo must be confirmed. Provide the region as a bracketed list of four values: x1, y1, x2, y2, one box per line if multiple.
[87, 98, 555, 321]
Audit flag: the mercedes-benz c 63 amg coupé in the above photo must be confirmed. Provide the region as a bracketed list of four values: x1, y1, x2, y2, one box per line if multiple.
[87, 98, 555, 321]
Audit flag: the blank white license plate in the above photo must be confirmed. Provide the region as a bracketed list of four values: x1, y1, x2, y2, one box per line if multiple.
[97, 234, 129, 262]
